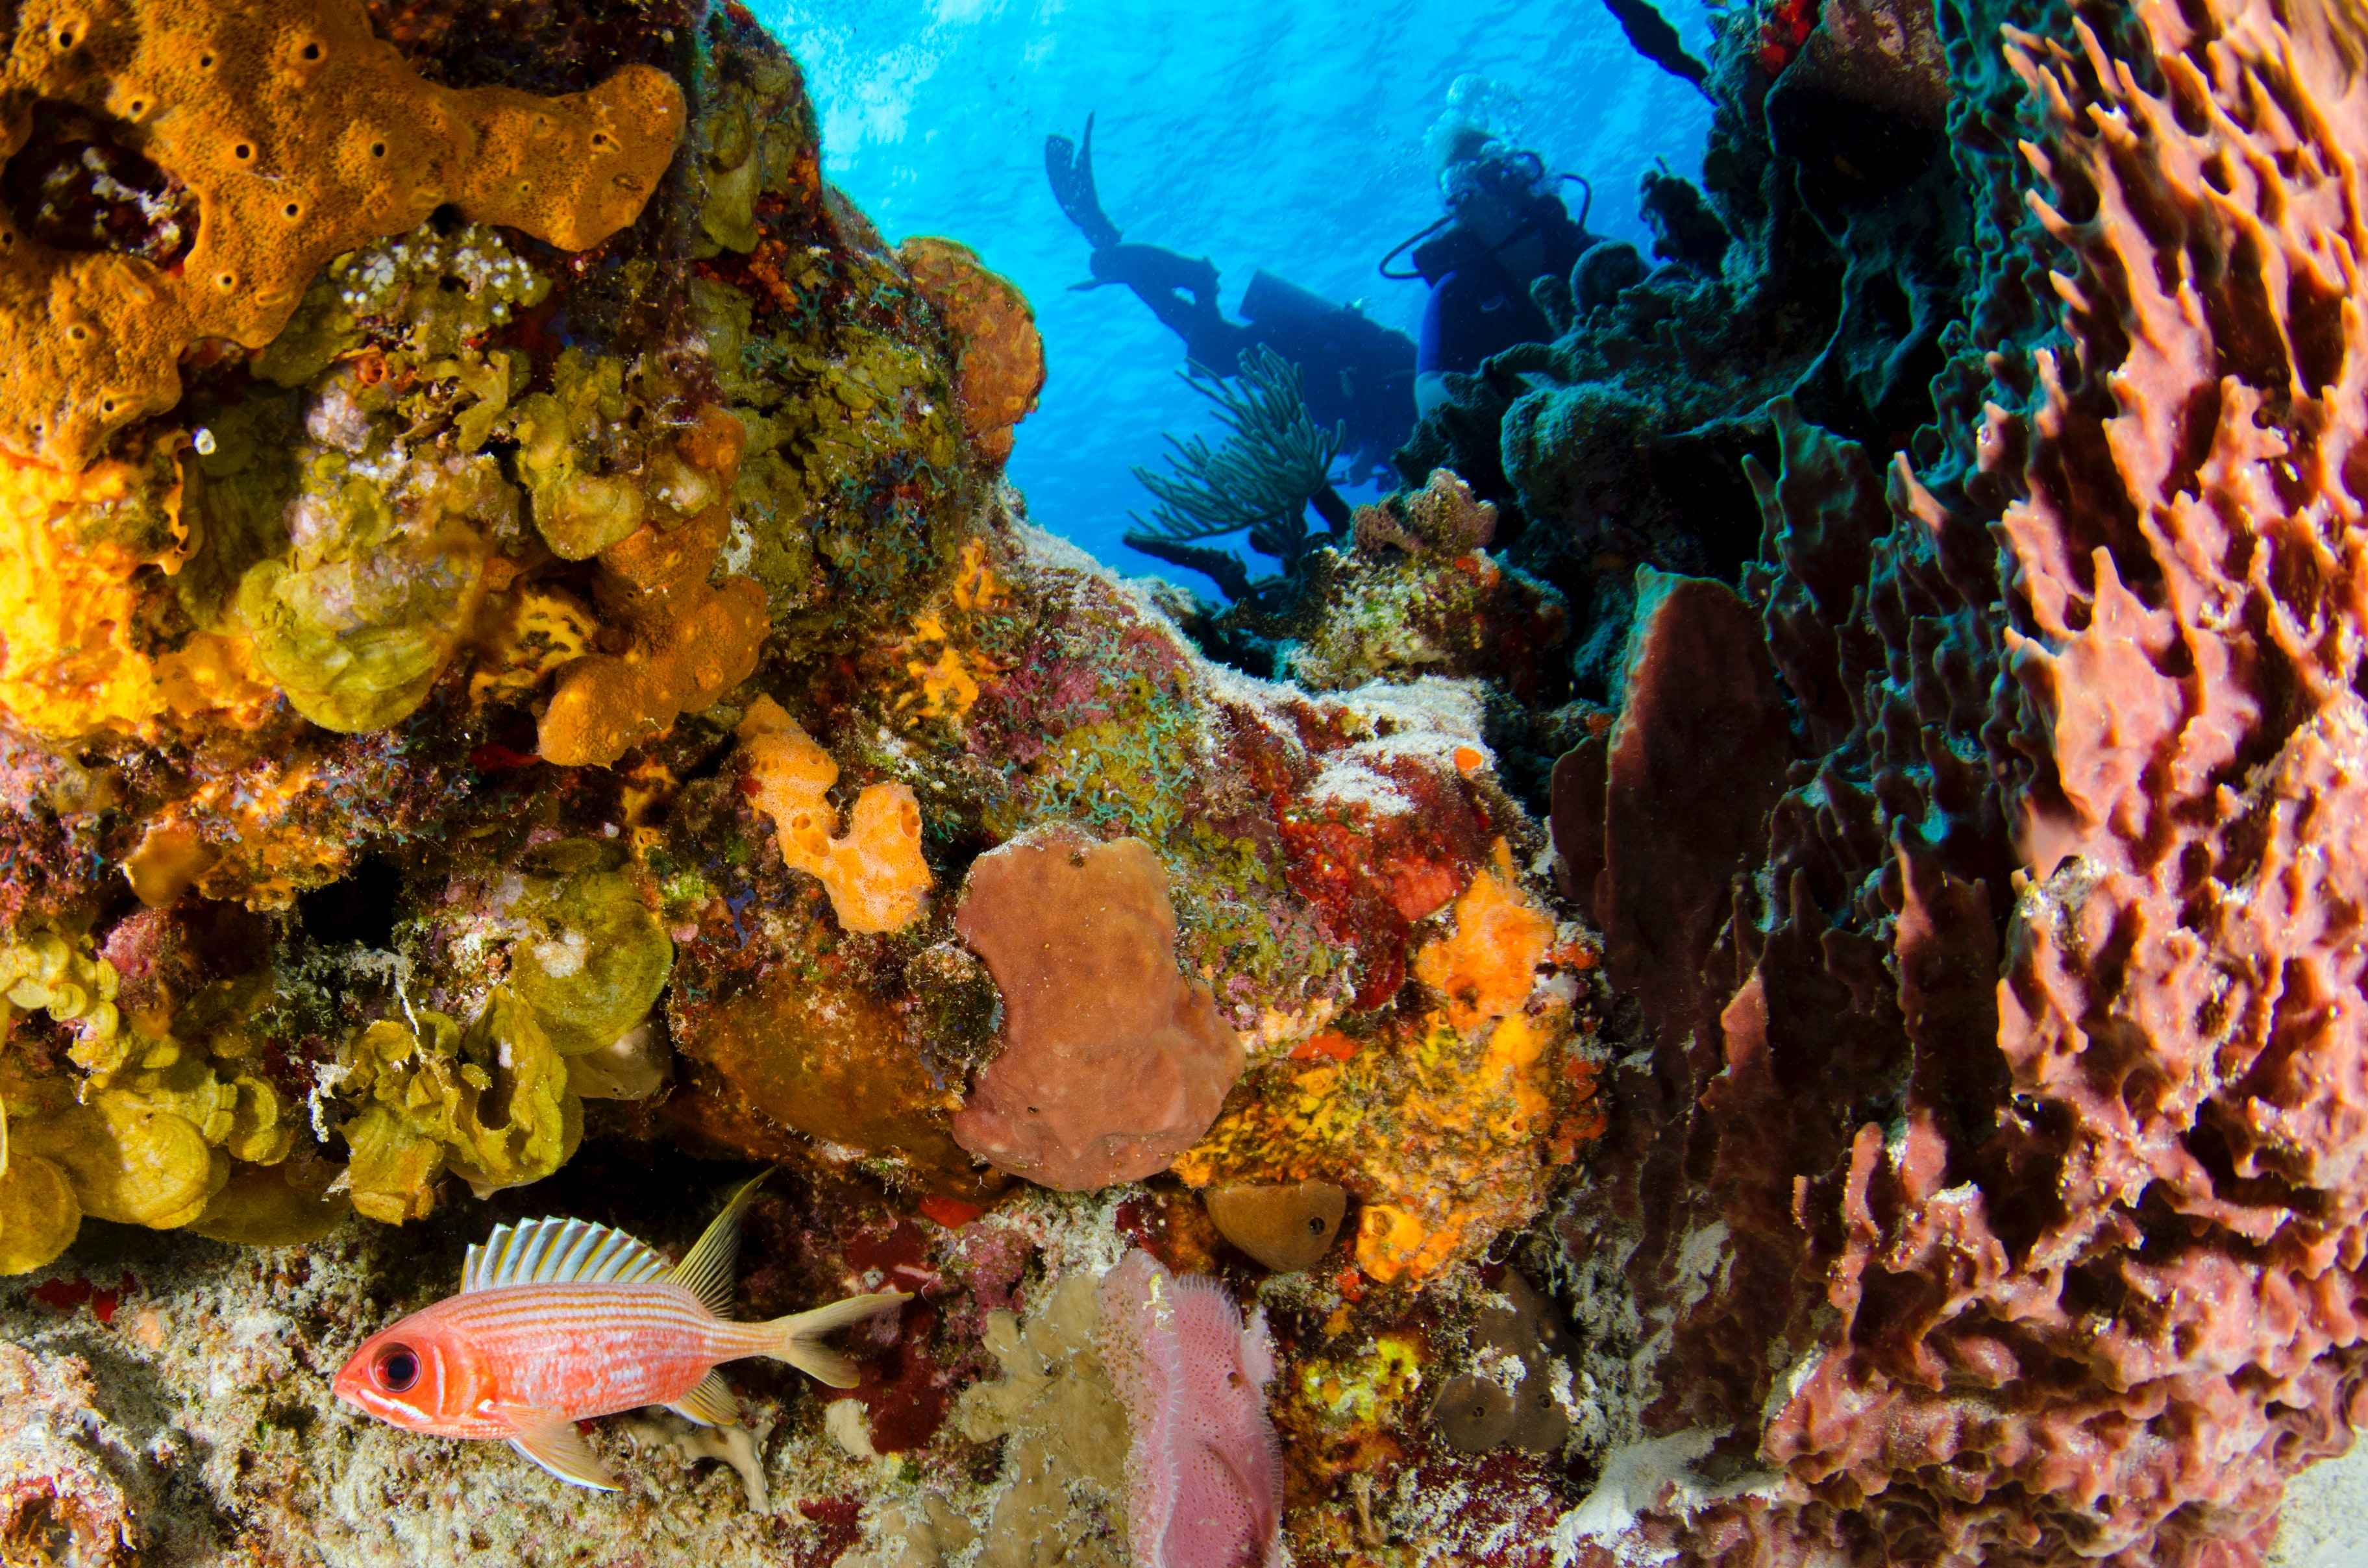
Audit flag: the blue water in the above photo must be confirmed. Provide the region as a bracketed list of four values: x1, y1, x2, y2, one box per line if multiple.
[763, 0, 1715, 579]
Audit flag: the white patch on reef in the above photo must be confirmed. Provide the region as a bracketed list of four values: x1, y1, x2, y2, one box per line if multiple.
[1549, 1428, 1717, 1563]
[720, 506, 758, 576]
[306, 1058, 354, 1143]
[824, 1399, 879, 1460]
[1763, 1346, 1824, 1428]
[1672, 1222, 1731, 1311]
[529, 930, 588, 980]
[1475, 1344, 1528, 1390]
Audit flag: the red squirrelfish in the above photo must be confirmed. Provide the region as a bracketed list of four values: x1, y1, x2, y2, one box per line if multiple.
[332, 1175, 906, 1490]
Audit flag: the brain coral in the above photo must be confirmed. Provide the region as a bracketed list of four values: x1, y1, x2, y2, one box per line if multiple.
[0, 0, 685, 471]
[1547, 0, 2368, 1562]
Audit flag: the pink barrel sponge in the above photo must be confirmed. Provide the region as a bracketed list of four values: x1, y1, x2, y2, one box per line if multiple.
[1094, 1250, 1283, 1568]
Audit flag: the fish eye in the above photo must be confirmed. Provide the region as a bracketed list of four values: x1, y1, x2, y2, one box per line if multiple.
[374, 1344, 421, 1392]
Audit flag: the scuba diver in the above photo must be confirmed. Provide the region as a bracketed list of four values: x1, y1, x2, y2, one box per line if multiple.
[1379, 126, 1603, 418]
[1044, 115, 1416, 484]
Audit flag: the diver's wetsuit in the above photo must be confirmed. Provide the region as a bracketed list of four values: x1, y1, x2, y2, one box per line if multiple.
[1415, 207, 1592, 381]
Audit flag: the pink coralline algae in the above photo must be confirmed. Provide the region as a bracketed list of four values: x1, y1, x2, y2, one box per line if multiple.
[1095, 1249, 1283, 1568]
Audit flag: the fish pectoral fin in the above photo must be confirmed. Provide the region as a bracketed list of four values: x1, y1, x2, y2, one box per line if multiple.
[500, 1406, 621, 1492]
[668, 1371, 741, 1430]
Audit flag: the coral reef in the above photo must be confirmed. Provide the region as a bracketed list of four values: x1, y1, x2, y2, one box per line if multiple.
[5, 0, 2360, 1564]
[1536, 0, 2368, 1564]
[1283, 469, 1570, 705]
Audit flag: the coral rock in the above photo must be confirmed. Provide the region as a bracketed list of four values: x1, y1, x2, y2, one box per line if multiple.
[947, 1271, 1131, 1568]
[952, 825, 1242, 1191]
[1174, 846, 1599, 1284]
[667, 964, 985, 1197]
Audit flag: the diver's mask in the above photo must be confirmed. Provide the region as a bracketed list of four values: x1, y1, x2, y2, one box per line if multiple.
[1378, 151, 1590, 282]
[1438, 143, 1548, 211]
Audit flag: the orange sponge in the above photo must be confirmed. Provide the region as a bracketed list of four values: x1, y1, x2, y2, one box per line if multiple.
[736, 697, 931, 935]
[897, 238, 1044, 467]
[535, 506, 768, 768]
[0, 0, 686, 469]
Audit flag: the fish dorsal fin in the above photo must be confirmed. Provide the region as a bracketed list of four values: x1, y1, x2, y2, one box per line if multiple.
[666, 1172, 768, 1317]
[463, 1216, 669, 1293]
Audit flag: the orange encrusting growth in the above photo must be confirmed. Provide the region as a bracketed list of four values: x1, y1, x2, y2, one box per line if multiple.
[1172, 844, 1602, 1284]
[0, 439, 274, 743]
[736, 697, 933, 934]
[895, 238, 1045, 467]
[894, 538, 1007, 719]
[1410, 851, 1554, 1031]
[0, 0, 687, 470]
[537, 411, 769, 766]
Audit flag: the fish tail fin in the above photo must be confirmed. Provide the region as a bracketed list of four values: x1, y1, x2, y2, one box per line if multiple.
[759, 1290, 910, 1388]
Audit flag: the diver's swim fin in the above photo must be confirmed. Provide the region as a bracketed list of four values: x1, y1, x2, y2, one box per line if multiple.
[1045, 111, 1124, 251]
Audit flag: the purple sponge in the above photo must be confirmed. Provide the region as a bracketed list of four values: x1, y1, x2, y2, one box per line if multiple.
[1095, 1250, 1284, 1568]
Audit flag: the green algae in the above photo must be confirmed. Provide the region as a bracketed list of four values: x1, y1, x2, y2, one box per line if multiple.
[690, 268, 971, 653]
[507, 864, 675, 1057]
[338, 986, 580, 1224]
[236, 445, 506, 733]
[510, 349, 725, 561]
